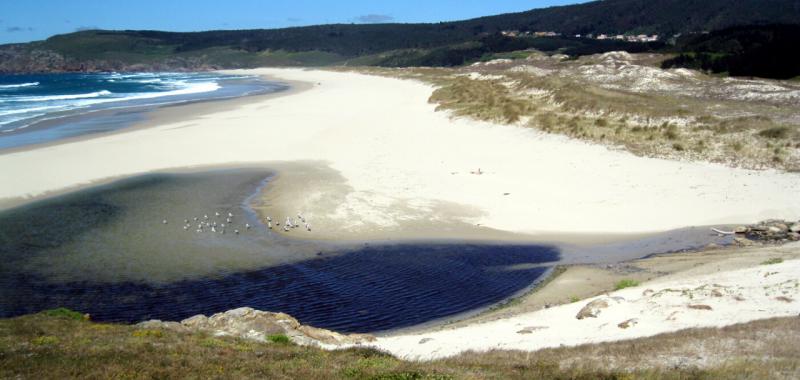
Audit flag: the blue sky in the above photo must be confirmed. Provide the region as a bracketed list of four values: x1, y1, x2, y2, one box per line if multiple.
[0, 0, 585, 44]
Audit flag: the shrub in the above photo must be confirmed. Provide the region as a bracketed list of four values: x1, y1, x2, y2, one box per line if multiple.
[672, 143, 685, 151]
[267, 334, 291, 344]
[758, 126, 790, 139]
[31, 336, 59, 346]
[569, 296, 580, 303]
[41, 308, 87, 321]
[761, 258, 783, 265]
[131, 329, 164, 338]
[614, 279, 640, 290]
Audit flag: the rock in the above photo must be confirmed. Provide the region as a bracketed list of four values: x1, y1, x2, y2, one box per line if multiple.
[688, 304, 713, 311]
[576, 299, 610, 319]
[790, 223, 800, 233]
[789, 232, 800, 241]
[419, 338, 434, 344]
[179, 307, 373, 347]
[617, 318, 638, 329]
[734, 226, 749, 234]
[734, 237, 755, 246]
[181, 314, 210, 329]
[775, 296, 794, 303]
[517, 326, 548, 334]
[642, 289, 654, 296]
[711, 289, 724, 297]
[774, 223, 789, 232]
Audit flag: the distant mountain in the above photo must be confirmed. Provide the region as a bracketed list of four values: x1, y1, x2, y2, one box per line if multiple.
[1, 0, 798, 73]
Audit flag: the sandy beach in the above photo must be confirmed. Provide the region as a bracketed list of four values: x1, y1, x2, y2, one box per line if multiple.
[0, 68, 798, 241]
[369, 243, 800, 360]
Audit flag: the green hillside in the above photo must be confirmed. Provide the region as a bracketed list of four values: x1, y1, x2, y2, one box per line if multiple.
[0, 0, 798, 74]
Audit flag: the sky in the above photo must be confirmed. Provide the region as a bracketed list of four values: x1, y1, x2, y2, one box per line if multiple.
[0, 0, 586, 44]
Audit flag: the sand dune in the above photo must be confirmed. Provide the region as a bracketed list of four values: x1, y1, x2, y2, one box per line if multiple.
[0, 68, 797, 238]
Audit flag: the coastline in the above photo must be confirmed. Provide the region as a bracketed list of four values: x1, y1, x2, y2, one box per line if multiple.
[0, 67, 797, 356]
[369, 243, 800, 359]
[1, 68, 797, 238]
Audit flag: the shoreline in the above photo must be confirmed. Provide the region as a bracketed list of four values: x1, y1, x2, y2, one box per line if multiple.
[1, 68, 797, 239]
[368, 242, 800, 359]
[0, 74, 311, 156]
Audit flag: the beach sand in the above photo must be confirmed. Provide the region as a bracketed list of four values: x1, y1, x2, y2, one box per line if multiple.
[369, 243, 800, 360]
[0, 68, 798, 358]
[0, 68, 797, 242]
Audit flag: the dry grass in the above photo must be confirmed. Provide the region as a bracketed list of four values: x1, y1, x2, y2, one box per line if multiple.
[1, 311, 799, 379]
[340, 53, 800, 171]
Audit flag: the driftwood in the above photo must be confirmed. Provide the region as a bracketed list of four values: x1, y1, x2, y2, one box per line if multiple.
[711, 227, 735, 235]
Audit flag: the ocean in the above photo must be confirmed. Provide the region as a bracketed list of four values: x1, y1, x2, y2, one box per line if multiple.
[0, 72, 285, 149]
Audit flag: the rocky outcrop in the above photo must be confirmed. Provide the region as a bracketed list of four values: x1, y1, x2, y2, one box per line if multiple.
[730, 219, 800, 244]
[0, 45, 221, 74]
[576, 298, 610, 319]
[137, 307, 375, 347]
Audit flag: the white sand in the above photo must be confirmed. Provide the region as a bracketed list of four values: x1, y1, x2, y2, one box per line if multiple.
[370, 252, 800, 360]
[0, 68, 798, 236]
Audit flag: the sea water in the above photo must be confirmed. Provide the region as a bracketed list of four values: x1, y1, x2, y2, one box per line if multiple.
[0, 72, 285, 149]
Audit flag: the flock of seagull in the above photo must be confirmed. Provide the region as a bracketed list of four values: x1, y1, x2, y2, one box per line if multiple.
[164, 211, 311, 235]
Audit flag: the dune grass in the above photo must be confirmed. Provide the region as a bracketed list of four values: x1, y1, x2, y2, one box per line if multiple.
[1, 310, 799, 379]
[345, 54, 800, 171]
[614, 279, 640, 290]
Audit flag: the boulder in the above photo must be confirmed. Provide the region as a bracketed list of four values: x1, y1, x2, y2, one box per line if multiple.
[576, 299, 610, 319]
[181, 314, 210, 329]
[789, 223, 800, 233]
[177, 307, 373, 347]
[687, 304, 713, 311]
[734, 237, 755, 246]
[617, 318, 638, 329]
[734, 226, 749, 234]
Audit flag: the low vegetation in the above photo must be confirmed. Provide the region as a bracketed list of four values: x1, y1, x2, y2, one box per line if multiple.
[351, 47, 800, 171]
[1, 309, 799, 379]
[614, 279, 640, 290]
[761, 258, 784, 265]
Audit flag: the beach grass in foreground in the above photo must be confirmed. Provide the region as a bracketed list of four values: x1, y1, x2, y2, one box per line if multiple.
[1, 310, 798, 379]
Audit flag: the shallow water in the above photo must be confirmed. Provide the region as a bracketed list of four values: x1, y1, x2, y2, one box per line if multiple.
[0, 169, 559, 332]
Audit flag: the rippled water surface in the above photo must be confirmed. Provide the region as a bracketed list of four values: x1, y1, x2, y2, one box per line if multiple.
[0, 169, 559, 332]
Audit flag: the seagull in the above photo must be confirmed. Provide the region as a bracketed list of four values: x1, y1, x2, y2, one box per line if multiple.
[204, 214, 209, 220]
[228, 212, 233, 217]
[234, 229, 239, 235]
[215, 212, 220, 217]
[267, 221, 273, 229]
[226, 218, 232, 224]
[245, 223, 251, 230]
[211, 226, 217, 233]
[266, 216, 272, 222]
[162, 219, 168, 224]
[183, 226, 189, 231]
[184, 219, 189, 224]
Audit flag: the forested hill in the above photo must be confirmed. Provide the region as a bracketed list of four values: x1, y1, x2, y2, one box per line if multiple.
[1, 0, 798, 73]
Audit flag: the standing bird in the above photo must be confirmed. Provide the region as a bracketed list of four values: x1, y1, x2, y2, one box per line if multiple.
[245, 223, 251, 230]
[162, 219, 168, 225]
[267, 221, 273, 229]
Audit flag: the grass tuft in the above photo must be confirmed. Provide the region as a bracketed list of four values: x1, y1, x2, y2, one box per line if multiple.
[614, 279, 640, 290]
[761, 258, 784, 265]
[40, 308, 87, 321]
[267, 333, 291, 344]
